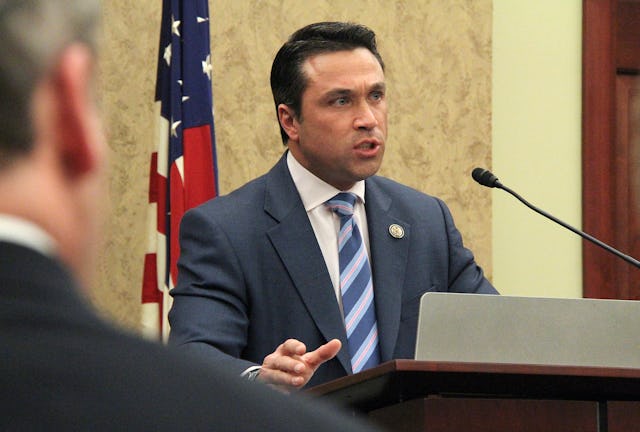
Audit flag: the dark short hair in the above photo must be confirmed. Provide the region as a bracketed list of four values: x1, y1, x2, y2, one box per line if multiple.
[270, 22, 385, 144]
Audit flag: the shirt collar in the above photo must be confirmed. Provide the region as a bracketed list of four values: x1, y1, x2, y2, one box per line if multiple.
[286, 151, 365, 211]
[0, 214, 56, 256]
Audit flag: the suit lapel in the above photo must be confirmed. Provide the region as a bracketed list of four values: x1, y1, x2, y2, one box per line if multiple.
[365, 179, 410, 361]
[264, 156, 351, 374]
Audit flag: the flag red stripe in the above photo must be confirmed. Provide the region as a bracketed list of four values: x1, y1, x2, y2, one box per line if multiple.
[183, 124, 217, 206]
[156, 171, 168, 236]
[148, 152, 159, 204]
[141, 253, 162, 303]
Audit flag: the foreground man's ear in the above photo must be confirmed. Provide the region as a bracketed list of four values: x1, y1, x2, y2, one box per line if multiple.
[49, 43, 99, 178]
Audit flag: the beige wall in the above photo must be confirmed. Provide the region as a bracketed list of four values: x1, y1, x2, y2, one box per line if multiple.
[96, 1, 493, 331]
[492, 0, 583, 298]
[96, 2, 160, 329]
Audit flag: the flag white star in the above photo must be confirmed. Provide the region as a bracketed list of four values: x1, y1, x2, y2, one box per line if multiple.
[182, 96, 190, 102]
[171, 120, 182, 137]
[197, 16, 209, 23]
[202, 54, 212, 80]
[163, 43, 171, 66]
[171, 15, 181, 36]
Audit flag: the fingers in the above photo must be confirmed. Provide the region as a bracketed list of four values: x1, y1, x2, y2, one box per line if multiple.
[279, 339, 307, 357]
[257, 367, 305, 391]
[259, 339, 309, 391]
[267, 339, 307, 374]
[262, 351, 305, 376]
[257, 339, 342, 392]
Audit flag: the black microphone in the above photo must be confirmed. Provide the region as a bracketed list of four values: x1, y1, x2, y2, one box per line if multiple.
[471, 167, 640, 269]
[471, 167, 502, 188]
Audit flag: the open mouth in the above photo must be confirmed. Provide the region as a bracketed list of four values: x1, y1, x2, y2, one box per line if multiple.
[357, 142, 376, 150]
[355, 139, 380, 150]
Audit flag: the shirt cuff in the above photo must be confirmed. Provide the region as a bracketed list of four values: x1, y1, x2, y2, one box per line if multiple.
[241, 365, 261, 381]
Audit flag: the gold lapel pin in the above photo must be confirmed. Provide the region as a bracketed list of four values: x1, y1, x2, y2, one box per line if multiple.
[388, 224, 404, 239]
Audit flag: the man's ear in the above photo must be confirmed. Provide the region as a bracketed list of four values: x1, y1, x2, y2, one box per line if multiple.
[50, 43, 99, 177]
[277, 104, 299, 143]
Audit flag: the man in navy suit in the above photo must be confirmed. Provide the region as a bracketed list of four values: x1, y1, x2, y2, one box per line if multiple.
[169, 21, 498, 392]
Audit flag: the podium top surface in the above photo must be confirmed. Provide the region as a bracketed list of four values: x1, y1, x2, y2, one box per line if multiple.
[309, 360, 640, 412]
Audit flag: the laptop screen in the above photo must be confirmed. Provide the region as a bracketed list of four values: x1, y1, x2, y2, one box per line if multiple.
[414, 292, 640, 369]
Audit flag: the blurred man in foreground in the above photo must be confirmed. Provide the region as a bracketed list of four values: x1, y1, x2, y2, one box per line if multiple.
[0, 2, 379, 430]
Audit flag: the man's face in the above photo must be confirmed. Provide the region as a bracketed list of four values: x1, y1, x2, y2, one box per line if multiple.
[282, 48, 387, 190]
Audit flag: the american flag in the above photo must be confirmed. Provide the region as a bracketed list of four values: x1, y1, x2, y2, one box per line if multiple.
[141, 0, 218, 341]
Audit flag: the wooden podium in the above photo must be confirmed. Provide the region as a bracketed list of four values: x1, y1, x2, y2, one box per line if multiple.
[309, 360, 640, 432]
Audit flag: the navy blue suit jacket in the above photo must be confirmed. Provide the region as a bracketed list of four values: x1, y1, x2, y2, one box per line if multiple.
[169, 154, 498, 387]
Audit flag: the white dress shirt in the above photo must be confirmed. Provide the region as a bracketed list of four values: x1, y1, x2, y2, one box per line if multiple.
[286, 151, 373, 311]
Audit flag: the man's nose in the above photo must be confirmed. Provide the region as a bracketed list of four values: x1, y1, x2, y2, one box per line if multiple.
[353, 101, 379, 130]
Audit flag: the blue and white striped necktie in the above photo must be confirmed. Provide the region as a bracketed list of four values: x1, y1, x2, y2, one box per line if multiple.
[326, 192, 380, 373]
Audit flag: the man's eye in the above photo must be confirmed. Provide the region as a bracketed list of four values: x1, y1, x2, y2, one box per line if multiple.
[333, 97, 349, 106]
[370, 91, 384, 101]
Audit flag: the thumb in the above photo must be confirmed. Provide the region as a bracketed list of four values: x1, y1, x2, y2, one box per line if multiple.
[302, 339, 342, 368]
